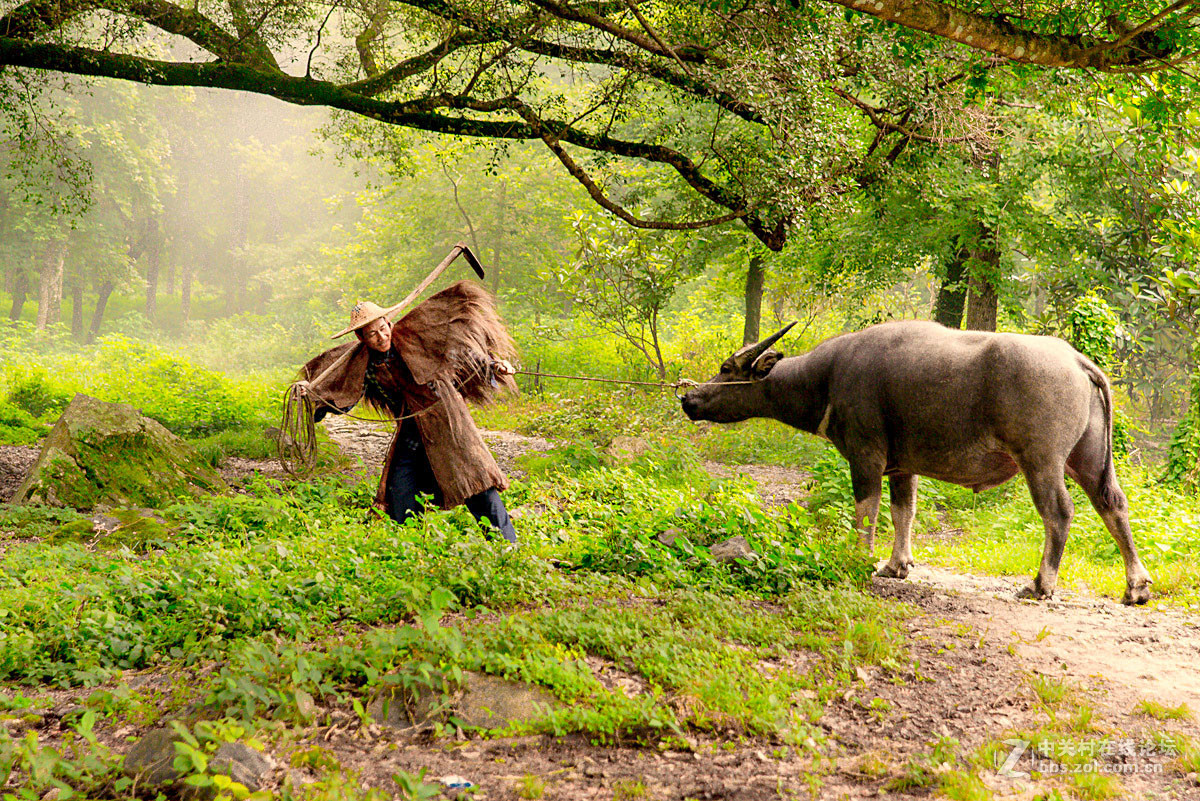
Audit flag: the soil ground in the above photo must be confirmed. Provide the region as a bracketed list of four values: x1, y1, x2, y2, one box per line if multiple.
[3, 422, 1199, 799]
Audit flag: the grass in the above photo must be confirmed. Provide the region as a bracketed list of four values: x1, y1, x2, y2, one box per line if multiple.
[0, 403, 908, 796]
[516, 773, 546, 799]
[1031, 674, 1073, 707]
[3, 334, 1197, 798]
[1134, 699, 1194, 721]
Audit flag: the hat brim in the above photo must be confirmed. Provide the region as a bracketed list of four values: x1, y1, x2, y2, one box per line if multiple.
[329, 300, 410, 339]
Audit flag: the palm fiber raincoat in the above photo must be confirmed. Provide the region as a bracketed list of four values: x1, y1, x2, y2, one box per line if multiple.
[298, 281, 517, 512]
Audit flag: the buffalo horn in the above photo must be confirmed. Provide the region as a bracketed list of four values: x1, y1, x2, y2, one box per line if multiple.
[738, 322, 797, 368]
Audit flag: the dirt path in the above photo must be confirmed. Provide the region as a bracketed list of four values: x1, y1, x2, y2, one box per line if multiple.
[895, 564, 1200, 714]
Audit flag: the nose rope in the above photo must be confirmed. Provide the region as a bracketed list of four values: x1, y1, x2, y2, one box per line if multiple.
[510, 369, 759, 398]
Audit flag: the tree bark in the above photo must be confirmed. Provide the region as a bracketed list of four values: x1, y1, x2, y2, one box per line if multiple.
[87, 280, 114, 342]
[490, 179, 506, 296]
[964, 245, 999, 333]
[181, 261, 193, 325]
[819, 0, 1171, 71]
[144, 217, 161, 322]
[742, 253, 765, 345]
[933, 246, 969, 328]
[70, 281, 84, 338]
[8, 270, 27, 321]
[35, 237, 66, 331]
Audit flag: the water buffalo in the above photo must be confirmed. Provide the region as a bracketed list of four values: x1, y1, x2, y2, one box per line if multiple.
[680, 320, 1152, 605]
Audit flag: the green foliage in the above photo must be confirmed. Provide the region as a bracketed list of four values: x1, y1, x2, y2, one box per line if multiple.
[1067, 292, 1120, 371]
[1163, 342, 1200, 490]
[89, 336, 252, 437]
[0, 400, 45, 445]
[0, 710, 124, 799]
[5, 371, 72, 419]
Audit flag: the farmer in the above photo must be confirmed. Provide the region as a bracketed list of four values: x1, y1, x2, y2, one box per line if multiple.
[290, 278, 519, 541]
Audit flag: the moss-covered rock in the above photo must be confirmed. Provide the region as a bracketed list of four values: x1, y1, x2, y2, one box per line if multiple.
[12, 394, 227, 510]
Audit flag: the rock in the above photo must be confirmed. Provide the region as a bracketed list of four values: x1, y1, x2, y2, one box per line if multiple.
[13, 394, 227, 510]
[208, 742, 275, 792]
[709, 535, 755, 563]
[454, 671, 559, 729]
[368, 670, 558, 731]
[293, 689, 319, 723]
[605, 436, 650, 461]
[57, 706, 87, 728]
[656, 528, 685, 547]
[369, 669, 458, 728]
[123, 728, 182, 786]
[124, 729, 275, 799]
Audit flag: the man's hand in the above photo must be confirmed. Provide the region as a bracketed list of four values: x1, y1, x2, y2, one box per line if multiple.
[293, 380, 312, 397]
[493, 359, 514, 376]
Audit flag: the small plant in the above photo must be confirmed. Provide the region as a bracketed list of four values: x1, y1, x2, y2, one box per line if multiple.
[1134, 699, 1193, 721]
[848, 751, 890, 779]
[1171, 737, 1200, 774]
[393, 768, 442, 801]
[866, 697, 892, 722]
[612, 778, 649, 800]
[1068, 705, 1097, 733]
[939, 770, 992, 801]
[516, 772, 546, 799]
[290, 745, 341, 773]
[1031, 674, 1071, 707]
[1069, 771, 1123, 799]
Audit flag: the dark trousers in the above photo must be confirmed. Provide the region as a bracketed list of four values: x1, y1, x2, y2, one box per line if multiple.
[385, 437, 517, 542]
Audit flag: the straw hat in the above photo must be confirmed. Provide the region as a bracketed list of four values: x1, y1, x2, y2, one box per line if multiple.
[330, 299, 406, 339]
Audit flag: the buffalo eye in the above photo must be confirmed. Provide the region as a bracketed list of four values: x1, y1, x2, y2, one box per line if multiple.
[719, 364, 732, 375]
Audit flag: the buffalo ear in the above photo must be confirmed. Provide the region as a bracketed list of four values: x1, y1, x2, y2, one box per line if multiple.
[751, 349, 781, 379]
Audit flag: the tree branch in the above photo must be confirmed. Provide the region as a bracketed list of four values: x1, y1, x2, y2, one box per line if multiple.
[0, 36, 775, 239]
[345, 30, 488, 95]
[825, 0, 1188, 71]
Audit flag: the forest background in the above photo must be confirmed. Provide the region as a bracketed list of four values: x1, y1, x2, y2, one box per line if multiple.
[1, 0, 1200, 493]
[5, 5, 1200, 797]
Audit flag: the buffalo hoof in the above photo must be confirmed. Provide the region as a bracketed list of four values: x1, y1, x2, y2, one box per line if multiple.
[1016, 582, 1053, 601]
[1123, 582, 1152, 606]
[876, 560, 912, 580]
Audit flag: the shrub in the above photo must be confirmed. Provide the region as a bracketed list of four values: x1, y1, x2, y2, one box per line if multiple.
[90, 336, 252, 437]
[5, 371, 72, 419]
[0, 400, 45, 445]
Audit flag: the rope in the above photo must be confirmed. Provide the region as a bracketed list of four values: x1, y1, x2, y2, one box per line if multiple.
[512, 369, 759, 394]
[278, 366, 757, 474]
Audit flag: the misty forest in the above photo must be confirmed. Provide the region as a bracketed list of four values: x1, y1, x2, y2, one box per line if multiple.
[2, 0, 1200, 798]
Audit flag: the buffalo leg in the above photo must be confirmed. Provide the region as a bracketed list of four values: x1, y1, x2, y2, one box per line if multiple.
[849, 462, 883, 551]
[1066, 437, 1152, 604]
[1018, 463, 1074, 600]
[878, 474, 918, 579]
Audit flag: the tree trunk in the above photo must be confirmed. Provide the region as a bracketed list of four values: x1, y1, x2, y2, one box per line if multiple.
[933, 246, 969, 328]
[144, 217, 161, 323]
[70, 281, 84, 339]
[965, 268, 999, 332]
[181, 262, 193, 325]
[491, 180, 506, 296]
[742, 253, 765, 345]
[88, 280, 115, 343]
[8, 270, 27, 321]
[35, 238, 67, 331]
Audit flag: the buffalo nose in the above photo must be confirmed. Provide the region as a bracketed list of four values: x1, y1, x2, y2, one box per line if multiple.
[680, 394, 697, 419]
